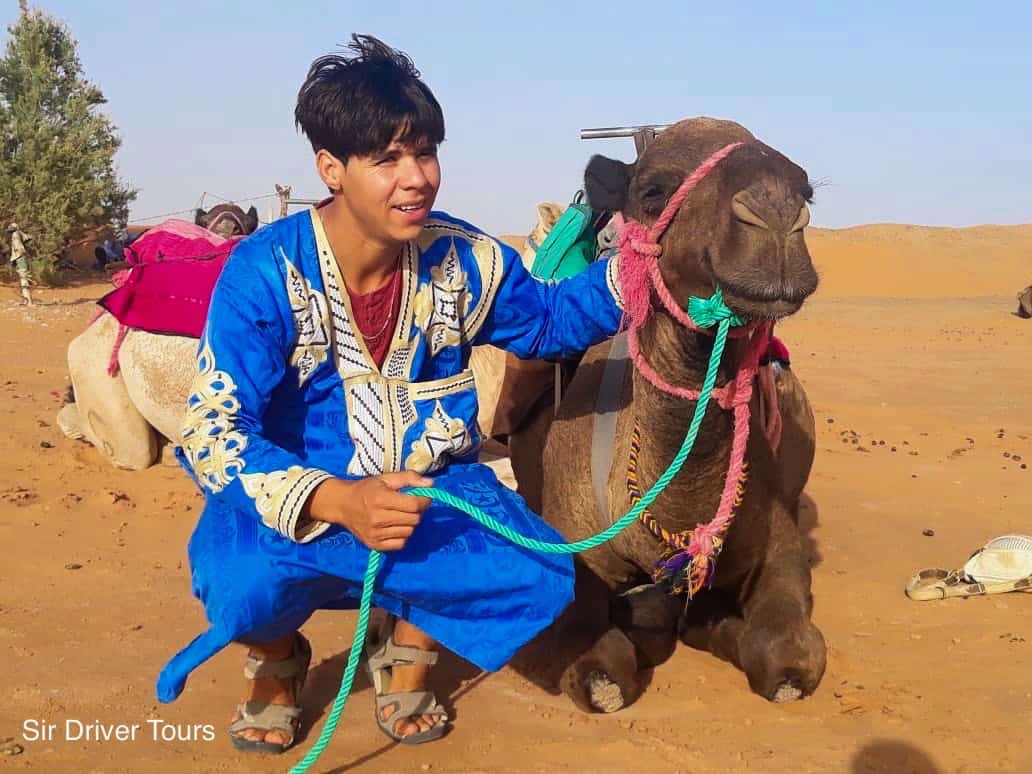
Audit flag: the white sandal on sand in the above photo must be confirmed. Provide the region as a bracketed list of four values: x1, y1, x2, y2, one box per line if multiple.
[906, 535, 1032, 601]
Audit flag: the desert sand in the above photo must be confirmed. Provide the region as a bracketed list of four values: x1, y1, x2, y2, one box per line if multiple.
[0, 223, 1030, 773]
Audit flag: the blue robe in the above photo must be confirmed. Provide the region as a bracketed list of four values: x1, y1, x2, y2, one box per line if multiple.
[156, 208, 625, 702]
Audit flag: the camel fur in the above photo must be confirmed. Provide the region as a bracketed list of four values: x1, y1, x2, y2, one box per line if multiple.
[509, 117, 825, 713]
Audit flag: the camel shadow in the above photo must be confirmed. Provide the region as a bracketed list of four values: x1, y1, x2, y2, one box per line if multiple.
[851, 739, 943, 773]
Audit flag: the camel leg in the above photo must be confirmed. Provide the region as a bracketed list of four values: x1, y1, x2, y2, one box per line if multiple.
[610, 582, 682, 668]
[65, 314, 158, 470]
[704, 504, 827, 702]
[772, 367, 816, 512]
[559, 625, 643, 714]
[544, 562, 650, 714]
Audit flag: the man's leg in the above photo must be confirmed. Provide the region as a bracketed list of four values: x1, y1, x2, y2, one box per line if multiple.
[233, 620, 442, 745]
[233, 635, 300, 747]
[382, 619, 447, 737]
[17, 267, 32, 306]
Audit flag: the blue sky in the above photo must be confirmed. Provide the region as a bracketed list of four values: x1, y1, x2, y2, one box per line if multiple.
[4, 0, 1030, 234]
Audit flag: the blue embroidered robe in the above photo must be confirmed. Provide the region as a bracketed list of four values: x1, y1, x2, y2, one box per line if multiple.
[156, 208, 625, 702]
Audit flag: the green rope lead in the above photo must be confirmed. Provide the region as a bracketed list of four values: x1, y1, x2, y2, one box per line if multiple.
[290, 312, 734, 774]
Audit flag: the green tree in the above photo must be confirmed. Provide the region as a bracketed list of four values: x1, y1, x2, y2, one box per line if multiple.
[0, 0, 135, 280]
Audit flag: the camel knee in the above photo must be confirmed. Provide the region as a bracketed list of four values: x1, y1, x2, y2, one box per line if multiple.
[56, 403, 85, 441]
[84, 406, 158, 470]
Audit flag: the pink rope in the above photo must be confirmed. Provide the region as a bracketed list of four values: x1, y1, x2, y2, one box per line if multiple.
[613, 140, 786, 589]
[107, 324, 129, 376]
[647, 142, 744, 241]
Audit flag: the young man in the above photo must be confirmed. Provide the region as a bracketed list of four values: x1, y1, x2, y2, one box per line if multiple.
[7, 223, 33, 306]
[156, 35, 625, 753]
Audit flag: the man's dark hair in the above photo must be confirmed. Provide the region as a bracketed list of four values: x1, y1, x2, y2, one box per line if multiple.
[295, 34, 445, 162]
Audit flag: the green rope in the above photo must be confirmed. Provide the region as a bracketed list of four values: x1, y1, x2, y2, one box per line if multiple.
[289, 303, 736, 773]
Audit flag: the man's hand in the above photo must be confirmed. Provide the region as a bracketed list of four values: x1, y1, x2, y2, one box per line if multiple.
[305, 471, 434, 551]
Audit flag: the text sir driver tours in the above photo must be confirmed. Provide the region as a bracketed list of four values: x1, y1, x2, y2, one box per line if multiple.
[22, 718, 216, 743]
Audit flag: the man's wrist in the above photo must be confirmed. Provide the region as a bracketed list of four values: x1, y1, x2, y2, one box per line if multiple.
[303, 477, 353, 526]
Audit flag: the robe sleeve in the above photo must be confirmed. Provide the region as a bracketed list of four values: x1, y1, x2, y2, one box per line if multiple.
[176, 240, 334, 543]
[472, 241, 624, 359]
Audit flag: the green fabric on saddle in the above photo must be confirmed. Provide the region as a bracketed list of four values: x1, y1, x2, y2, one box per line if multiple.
[529, 198, 599, 281]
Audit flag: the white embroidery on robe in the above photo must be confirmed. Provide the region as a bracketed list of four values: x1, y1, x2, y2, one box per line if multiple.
[281, 249, 330, 385]
[180, 340, 247, 492]
[417, 221, 503, 342]
[605, 253, 624, 309]
[239, 465, 330, 538]
[405, 400, 475, 473]
[412, 241, 470, 356]
[346, 381, 386, 476]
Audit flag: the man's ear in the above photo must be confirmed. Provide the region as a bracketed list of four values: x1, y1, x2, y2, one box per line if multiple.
[315, 149, 345, 193]
[584, 155, 634, 212]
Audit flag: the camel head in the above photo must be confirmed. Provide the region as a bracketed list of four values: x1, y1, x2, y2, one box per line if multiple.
[195, 204, 260, 239]
[520, 202, 565, 268]
[584, 117, 818, 321]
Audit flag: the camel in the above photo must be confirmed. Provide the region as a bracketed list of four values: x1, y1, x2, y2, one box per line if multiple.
[195, 203, 259, 239]
[509, 117, 825, 714]
[57, 204, 539, 470]
[1016, 285, 1032, 318]
[57, 205, 262, 468]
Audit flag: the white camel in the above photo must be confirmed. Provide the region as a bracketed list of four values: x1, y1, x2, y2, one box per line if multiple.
[57, 204, 566, 472]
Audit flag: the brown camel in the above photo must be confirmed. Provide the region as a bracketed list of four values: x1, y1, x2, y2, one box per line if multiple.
[509, 117, 825, 714]
[1016, 285, 1032, 318]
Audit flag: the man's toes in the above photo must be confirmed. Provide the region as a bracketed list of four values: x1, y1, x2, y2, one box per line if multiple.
[265, 729, 290, 746]
[393, 718, 419, 738]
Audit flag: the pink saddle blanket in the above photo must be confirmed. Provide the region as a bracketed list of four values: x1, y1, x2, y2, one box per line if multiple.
[97, 219, 242, 338]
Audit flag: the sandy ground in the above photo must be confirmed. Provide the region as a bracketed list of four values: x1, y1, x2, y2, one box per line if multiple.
[1, 224, 1031, 773]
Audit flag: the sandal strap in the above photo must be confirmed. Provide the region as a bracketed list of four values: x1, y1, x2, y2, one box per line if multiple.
[243, 634, 311, 680]
[367, 637, 439, 671]
[376, 690, 448, 722]
[230, 702, 302, 738]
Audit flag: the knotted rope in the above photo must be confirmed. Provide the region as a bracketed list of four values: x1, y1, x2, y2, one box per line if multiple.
[610, 141, 782, 595]
[289, 143, 753, 773]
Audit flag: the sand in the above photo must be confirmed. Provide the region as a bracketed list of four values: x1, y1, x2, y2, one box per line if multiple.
[0, 223, 1030, 773]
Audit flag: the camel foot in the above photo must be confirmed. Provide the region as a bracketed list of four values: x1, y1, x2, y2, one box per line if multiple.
[772, 681, 804, 703]
[560, 628, 643, 714]
[586, 671, 625, 713]
[739, 619, 826, 703]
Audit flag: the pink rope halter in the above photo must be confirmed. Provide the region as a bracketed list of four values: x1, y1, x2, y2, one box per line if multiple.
[613, 141, 783, 594]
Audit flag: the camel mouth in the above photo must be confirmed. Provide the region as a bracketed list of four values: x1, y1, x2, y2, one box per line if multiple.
[702, 251, 816, 321]
[718, 283, 809, 321]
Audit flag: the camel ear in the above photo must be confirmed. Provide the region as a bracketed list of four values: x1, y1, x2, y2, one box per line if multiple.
[536, 202, 564, 231]
[584, 155, 633, 212]
[194, 208, 209, 227]
[245, 206, 259, 233]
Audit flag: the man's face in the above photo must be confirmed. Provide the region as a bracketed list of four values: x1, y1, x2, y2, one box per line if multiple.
[322, 136, 441, 246]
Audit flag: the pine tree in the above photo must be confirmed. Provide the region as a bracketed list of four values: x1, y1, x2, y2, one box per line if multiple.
[0, 1, 135, 280]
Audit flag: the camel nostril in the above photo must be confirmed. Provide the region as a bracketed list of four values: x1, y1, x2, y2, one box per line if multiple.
[731, 193, 770, 230]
